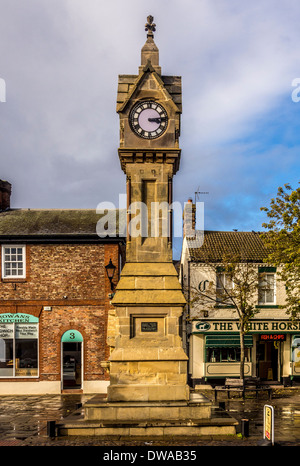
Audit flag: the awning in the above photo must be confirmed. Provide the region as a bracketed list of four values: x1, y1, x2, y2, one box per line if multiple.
[206, 334, 253, 348]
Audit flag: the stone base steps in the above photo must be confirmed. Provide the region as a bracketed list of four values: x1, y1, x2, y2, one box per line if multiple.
[56, 395, 238, 438]
[57, 420, 237, 437]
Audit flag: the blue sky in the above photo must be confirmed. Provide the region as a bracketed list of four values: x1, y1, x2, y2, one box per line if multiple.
[0, 0, 299, 259]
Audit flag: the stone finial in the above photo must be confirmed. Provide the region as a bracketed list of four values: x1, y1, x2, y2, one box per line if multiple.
[140, 15, 161, 74]
[145, 15, 156, 37]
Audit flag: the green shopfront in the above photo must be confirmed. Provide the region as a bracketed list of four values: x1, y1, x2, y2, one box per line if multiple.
[189, 319, 300, 386]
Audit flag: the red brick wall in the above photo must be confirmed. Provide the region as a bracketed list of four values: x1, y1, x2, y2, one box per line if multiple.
[1, 244, 107, 300]
[40, 305, 109, 382]
[0, 242, 123, 385]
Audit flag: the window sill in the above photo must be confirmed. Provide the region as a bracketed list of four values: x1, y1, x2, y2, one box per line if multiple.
[256, 305, 279, 309]
[2, 278, 27, 283]
[0, 376, 39, 379]
[214, 305, 235, 309]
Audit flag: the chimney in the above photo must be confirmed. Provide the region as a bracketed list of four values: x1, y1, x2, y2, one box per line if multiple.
[183, 198, 196, 238]
[0, 180, 11, 210]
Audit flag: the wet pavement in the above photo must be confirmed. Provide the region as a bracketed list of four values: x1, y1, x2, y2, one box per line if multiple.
[0, 388, 299, 447]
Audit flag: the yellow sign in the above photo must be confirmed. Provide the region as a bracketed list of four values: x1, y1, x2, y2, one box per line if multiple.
[264, 405, 274, 444]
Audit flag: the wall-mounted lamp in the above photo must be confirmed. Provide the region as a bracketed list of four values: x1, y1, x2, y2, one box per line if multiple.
[105, 258, 116, 291]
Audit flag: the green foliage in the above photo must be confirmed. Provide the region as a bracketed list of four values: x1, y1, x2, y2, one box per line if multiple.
[261, 183, 300, 319]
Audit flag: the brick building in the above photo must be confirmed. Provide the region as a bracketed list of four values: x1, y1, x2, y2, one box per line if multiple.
[0, 181, 125, 394]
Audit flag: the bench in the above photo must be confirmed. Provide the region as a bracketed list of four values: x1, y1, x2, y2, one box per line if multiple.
[225, 378, 245, 398]
[214, 377, 273, 400]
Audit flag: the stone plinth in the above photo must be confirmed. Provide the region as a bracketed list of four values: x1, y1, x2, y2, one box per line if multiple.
[108, 262, 189, 402]
[84, 393, 211, 421]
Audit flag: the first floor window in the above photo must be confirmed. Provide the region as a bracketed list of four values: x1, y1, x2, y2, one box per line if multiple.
[216, 272, 233, 304]
[0, 322, 38, 377]
[1, 245, 26, 278]
[258, 273, 275, 305]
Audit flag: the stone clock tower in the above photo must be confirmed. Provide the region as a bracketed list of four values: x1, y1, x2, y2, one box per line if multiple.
[58, 18, 238, 437]
[108, 16, 189, 403]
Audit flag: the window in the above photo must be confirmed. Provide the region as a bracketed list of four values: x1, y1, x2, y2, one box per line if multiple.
[216, 272, 233, 304]
[258, 273, 275, 305]
[206, 347, 251, 363]
[0, 316, 38, 377]
[1, 245, 26, 279]
[291, 335, 300, 367]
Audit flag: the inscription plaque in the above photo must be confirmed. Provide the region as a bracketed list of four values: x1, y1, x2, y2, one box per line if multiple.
[141, 322, 158, 332]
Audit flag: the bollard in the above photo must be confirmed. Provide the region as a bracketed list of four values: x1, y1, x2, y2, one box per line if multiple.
[241, 418, 250, 437]
[47, 420, 56, 438]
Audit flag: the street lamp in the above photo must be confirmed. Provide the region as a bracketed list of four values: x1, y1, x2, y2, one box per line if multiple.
[105, 259, 116, 291]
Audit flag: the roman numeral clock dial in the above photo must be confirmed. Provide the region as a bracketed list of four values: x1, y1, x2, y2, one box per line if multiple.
[129, 101, 168, 139]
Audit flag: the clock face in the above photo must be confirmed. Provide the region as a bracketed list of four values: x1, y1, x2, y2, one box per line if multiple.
[130, 101, 168, 139]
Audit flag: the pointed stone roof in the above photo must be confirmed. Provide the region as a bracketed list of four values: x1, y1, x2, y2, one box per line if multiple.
[116, 71, 182, 113]
[140, 36, 161, 75]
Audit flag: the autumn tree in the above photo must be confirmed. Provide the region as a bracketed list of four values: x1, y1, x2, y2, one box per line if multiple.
[261, 183, 300, 319]
[189, 252, 263, 381]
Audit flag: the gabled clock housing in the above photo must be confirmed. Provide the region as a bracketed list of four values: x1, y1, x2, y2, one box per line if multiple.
[117, 61, 182, 174]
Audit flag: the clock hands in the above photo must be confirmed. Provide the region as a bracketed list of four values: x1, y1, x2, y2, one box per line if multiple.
[148, 117, 167, 123]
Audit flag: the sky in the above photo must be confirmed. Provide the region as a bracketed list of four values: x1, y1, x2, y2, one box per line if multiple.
[0, 0, 299, 259]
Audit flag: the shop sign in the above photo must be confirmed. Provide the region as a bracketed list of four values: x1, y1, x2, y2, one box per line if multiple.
[0, 313, 39, 324]
[15, 324, 38, 339]
[0, 324, 14, 339]
[195, 322, 211, 332]
[0, 323, 38, 339]
[263, 405, 275, 445]
[61, 330, 83, 343]
[193, 320, 300, 334]
[260, 334, 286, 341]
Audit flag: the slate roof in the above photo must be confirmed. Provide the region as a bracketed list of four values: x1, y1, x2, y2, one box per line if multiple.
[187, 230, 269, 263]
[0, 209, 126, 240]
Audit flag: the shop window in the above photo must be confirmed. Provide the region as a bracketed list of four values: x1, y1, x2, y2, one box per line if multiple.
[258, 273, 275, 305]
[0, 319, 38, 377]
[292, 335, 300, 367]
[207, 347, 251, 363]
[1, 245, 26, 279]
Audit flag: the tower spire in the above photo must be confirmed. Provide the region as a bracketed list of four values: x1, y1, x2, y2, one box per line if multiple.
[140, 15, 161, 74]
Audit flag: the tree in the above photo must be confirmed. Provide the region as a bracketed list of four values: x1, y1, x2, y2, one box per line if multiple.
[189, 253, 263, 381]
[261, 183, 300, 319]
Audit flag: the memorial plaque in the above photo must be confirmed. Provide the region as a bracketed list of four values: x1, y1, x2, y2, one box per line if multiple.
[141, 322, 158, 332]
